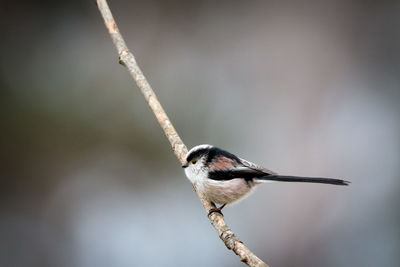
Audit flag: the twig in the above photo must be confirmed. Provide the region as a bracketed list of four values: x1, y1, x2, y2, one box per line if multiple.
[96, 1, 269, 266]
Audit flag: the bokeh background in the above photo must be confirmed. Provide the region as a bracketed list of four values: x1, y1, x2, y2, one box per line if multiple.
[1, 0, 399, 266]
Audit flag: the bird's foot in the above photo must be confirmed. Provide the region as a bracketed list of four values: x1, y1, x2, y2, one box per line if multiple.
[208, 203, 226, 217]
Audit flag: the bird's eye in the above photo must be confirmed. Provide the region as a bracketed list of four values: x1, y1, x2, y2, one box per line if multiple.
[191, 160, 197, 164]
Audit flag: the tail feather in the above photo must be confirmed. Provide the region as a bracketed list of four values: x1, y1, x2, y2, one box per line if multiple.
[257, 175, 350, 186]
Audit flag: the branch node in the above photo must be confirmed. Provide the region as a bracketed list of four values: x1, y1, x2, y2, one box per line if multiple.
[118, 56, 126, 66]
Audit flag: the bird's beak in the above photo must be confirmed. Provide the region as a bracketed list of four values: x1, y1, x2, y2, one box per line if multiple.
[181, 163, 188, 168]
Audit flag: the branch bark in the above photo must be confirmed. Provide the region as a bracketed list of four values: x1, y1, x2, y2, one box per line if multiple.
[96, 1, 269, 266]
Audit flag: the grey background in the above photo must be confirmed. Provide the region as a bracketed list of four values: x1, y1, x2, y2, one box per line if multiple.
[1, 1, 399, 266]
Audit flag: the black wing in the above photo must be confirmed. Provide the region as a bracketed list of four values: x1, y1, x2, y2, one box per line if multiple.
[208, 158, 276, 181]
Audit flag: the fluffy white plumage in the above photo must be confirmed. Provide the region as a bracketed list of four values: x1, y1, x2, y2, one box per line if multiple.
[184, 145, 262, 205]
[183, 144, 349, 208]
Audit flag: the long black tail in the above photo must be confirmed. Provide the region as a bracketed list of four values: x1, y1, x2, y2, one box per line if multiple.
[257, 175, 350, 186]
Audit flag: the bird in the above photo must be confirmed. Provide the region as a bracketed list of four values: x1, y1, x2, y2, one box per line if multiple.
[182, 144, 349, 215]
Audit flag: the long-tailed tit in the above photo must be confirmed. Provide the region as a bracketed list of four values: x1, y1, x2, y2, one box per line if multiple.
[182, 144, 349, 214]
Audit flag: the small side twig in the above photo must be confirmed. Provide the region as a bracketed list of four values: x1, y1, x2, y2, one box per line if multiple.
[96, 1, 268, 266]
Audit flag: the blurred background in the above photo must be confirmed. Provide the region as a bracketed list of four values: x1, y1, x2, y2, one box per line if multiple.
[1, 0, 399, 266]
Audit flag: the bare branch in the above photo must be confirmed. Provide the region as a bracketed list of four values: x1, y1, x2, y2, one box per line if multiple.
[96, 1, 269, 266]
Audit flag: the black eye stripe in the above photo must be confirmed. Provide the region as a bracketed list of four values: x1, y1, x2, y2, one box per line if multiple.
[186, 146, 241, 165]
[186, 148, 209, 162]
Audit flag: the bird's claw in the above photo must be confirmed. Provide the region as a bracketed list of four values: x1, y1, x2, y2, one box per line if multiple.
[208, 203, 226, 217]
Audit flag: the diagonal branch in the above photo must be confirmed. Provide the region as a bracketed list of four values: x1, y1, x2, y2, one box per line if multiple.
[96, 1, 269, 266]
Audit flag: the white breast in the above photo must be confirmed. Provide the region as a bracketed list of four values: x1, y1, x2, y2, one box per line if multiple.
[197, 178, 256, 205]
[184, 159, 258, 205]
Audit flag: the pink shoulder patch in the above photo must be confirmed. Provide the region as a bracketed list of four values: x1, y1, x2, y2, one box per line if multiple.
[209, 156, 237, 171]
